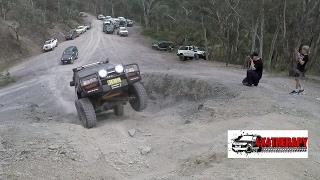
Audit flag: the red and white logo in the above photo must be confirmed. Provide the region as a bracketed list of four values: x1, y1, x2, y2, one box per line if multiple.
[228, 130, 308, 158]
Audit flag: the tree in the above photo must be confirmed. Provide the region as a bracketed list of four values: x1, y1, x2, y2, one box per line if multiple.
[140, 0, 159, 28]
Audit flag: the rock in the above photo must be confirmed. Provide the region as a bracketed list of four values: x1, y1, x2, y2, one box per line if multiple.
[184, 119, 191, 124]
[316, 97, 320, 102]
[143, 133, 152, 137]
[140, 146, 152, 155]
[48, 144, 60, 150]
[59, 150, 67, 155]
[120, 149, 127, 153]
[0, 143, 5, 152]
[128, 129, 136, 137]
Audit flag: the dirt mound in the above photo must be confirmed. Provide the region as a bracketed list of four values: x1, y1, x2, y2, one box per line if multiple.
[142, 72, 236, 108]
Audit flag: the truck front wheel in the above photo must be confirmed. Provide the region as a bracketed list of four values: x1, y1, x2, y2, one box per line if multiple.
[129, 82, 147, 112]
[75, 98, 97, 128]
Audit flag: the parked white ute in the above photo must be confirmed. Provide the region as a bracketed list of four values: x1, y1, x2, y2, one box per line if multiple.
[118, 27, 128, 37]
[42, 38, 58, 52]
[177, 46, 206, 61]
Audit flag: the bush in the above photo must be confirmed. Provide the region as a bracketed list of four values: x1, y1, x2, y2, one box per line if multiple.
[0, 70, 15, 87]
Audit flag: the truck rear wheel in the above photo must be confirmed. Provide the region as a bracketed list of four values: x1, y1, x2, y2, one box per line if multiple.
[129, 82, 147, 112]
[114, 104, 124, 116]
[75, 98, 97, 128]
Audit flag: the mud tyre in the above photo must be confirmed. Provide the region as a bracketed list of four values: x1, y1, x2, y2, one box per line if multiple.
[246, 145, 253, 153]
[114, 104, 124, 116]
[75, 98, 97, 128]
[129, 82, 147, 112]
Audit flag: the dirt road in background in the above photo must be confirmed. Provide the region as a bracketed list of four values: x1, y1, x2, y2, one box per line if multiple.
[0, 15, 320, 180]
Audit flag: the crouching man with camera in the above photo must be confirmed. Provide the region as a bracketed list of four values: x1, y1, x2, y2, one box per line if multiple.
[242, 52, 263, 87]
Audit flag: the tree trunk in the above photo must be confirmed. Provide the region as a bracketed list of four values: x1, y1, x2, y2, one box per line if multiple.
[235, 16, 240, 63]
[202, 16, 209, 60]
[141, 0, 149, 28]
[283, 0, 287, 38]
[259, 0, 265, 59]
[268, 25, 280, 70]
[1, 3, 6, 21]
[226, 28, 230, 67]
[111, 1, 115, 17]
[251, 19, 259, 53]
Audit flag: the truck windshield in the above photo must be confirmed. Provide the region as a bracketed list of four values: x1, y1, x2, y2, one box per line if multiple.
[237, 136, 253, 142]
[179, 46, 188, 50]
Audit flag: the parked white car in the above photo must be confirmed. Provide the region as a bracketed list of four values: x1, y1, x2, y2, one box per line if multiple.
[118, 27, 128, 37]
[42, 38, 58, 52]
[118, 17, 126, 21]
[177, 46, 207, 60]
[76, 26, 87, 34]
[97, 14, 105, 20]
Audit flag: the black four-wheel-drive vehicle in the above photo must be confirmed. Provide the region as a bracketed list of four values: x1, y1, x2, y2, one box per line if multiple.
[70, 60, 148, 128]
[65, 30, 79, 40]
[152, 41, 174, 51]
[127, 19, 134, 27]
[61, 46, 79, 64]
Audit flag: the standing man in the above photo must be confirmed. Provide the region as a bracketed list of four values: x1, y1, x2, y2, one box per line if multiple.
[242, 52, 263, 86]
[290, 45, 310, 94]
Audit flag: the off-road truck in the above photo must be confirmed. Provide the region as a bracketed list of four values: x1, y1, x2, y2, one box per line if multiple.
[70, 60, 148, 128]
[42, 38, 58, 52]
[177, 46, 206, 61]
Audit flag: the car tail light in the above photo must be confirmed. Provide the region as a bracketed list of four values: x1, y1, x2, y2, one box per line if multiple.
[80, 75, 98, 87]
[125, 64, 139, 73]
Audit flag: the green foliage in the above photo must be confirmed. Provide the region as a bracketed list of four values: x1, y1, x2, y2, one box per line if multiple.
[142, 29, 177, 42]
[0, 70, 15, 87]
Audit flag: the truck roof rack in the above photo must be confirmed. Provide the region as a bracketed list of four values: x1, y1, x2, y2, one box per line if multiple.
[72, 59, 109, 72]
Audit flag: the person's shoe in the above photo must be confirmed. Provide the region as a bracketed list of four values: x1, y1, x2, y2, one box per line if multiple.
[243, 82, 252, 86]
[298, 89, 305, 95]
[290, 90, 298, 94]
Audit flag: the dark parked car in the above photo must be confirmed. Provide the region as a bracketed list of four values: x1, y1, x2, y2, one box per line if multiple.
[152, 41, 174, 51]
[70, 60, 148, 128]
[127, 19, 134, 27]
[85, 23, 92, 30]
[65, 30, 79, 40]
[61, 46, 78, 64]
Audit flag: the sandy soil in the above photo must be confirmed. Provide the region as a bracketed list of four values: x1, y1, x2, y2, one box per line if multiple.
[0, 15, 320, 180]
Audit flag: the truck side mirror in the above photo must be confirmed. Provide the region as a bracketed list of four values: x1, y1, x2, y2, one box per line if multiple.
[70, 81, 75, 87]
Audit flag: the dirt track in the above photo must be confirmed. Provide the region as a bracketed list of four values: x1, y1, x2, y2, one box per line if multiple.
[0, 15, 320, 180]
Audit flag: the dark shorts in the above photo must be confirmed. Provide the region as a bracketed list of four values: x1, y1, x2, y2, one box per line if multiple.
[243, 70, 260, 86]
[294, 69, 303, 79]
